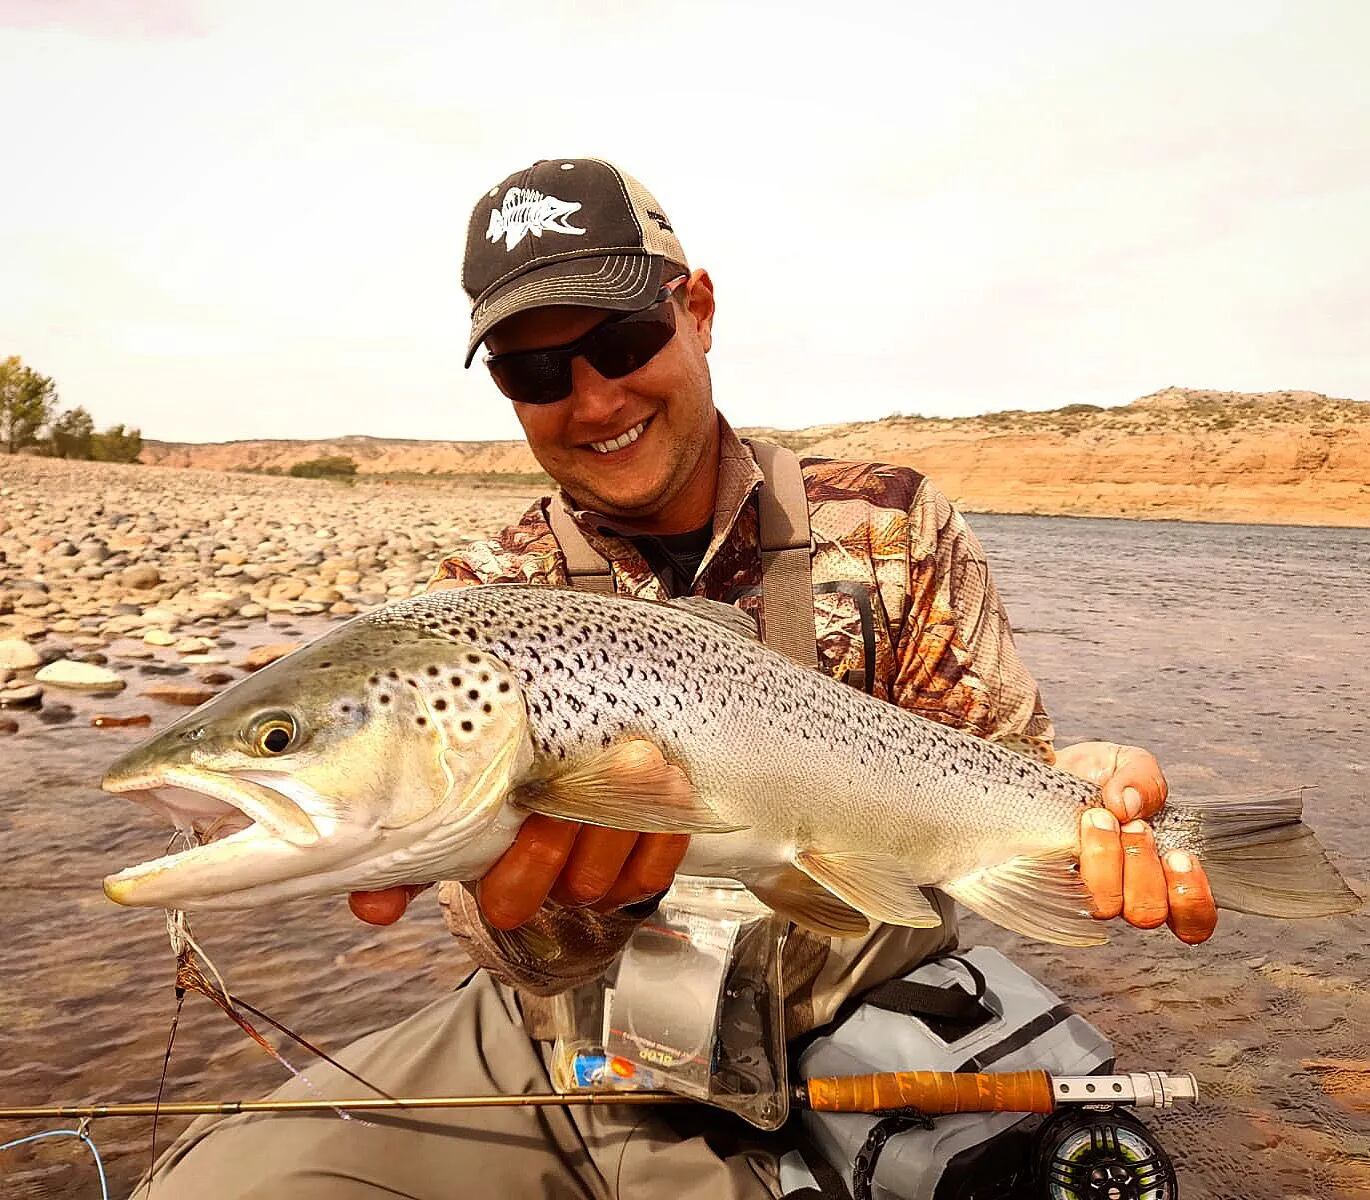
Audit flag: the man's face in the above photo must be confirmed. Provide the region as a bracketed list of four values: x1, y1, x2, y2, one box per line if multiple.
[484, 269, 718, 528]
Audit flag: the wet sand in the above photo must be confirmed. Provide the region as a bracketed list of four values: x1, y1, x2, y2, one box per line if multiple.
[1, 484, 1366, 1198]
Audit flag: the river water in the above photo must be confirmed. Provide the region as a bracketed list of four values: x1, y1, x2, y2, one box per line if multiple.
[1, 515, 1367, 1199]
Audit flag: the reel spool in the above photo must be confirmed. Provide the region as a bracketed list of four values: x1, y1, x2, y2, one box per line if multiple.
[1033, 1106, 1178, 1200]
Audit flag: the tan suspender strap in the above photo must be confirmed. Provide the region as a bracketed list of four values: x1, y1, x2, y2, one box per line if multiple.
[547, 497, 615, 594]
[747, 439, 819, 669]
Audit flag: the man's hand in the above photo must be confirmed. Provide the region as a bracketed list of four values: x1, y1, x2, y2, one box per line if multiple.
[1055, 741, 1217, 945]
[348, 815, 689, 929]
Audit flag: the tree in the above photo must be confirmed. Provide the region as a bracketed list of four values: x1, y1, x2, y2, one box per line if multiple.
[48, 406, 95, 458]
[91, 423, 143, 463]
[0, 356, 59, 454]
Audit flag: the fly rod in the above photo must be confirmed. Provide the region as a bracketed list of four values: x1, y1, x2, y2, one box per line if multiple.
[0, 1069, 1197, 1122]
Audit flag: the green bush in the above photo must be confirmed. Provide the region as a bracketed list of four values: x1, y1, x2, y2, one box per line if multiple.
[289, 455, 359, 479]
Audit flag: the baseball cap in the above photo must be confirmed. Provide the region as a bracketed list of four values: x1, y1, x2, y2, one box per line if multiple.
[462, 158, 688, 367]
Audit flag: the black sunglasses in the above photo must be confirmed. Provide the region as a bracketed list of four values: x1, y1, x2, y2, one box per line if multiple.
[484, 277, 687, 406]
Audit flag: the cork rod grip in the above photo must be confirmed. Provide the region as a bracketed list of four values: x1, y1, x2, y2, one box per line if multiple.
[804, 1070, 1055, 1115]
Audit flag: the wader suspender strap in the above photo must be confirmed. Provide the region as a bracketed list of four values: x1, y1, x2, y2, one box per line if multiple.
[545, 441, 819, 668]
[548, 498, 615, 594]
[746, 440, 820, 670]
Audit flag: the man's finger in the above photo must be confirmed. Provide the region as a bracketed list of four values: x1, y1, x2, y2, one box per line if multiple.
[349, 883, 431, 926]
[478, 814, 581, 930]
[1099, 745, 1169, 824]
[1120, 820, 1169, 929]
[1080, 808, 1124, 920]
[1163, 850, 1218, 944]
[550, 827, 639, 908]
[593, 833, 690, 912]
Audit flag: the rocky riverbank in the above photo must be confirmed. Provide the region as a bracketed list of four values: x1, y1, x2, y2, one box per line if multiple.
[0, 455, 537, 730]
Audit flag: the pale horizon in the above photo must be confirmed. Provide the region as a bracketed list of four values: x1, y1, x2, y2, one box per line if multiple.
[4, 0, 1368, 444]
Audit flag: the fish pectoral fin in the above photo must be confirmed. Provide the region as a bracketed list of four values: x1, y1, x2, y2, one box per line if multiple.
[990, 732, 1057, 766]
[745, 866, 871, 938]
[795, 850, 942, 928]
[512, 740, 744, 835]
[941, 852, 1108, 947]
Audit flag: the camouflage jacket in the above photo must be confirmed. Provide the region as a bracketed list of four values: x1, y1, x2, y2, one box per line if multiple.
[429, 417, 1053, 1037]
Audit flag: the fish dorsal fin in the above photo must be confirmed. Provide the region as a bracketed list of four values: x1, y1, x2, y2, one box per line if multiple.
[513, 739, 745, 834]
[795, 849, 943, 929]
[665, 597, 761, 642]
[745, 865, 871, 938]
[941, 851, 1107, 947]
[991, 732, 1057, 766]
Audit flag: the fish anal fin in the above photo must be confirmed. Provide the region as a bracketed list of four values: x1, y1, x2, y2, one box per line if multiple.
[795, 850, 942, 929]
[991, 732, 1057, 766]
[513, 740, 743, 835]
[942, 852, 1107, 947]
[745, 866, 871, 938]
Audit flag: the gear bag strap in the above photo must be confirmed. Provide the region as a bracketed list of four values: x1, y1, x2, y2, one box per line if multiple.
[548, 496, 615, 594]
[746, 439, 819, 669]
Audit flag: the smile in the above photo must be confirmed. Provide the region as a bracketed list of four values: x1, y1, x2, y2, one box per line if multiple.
[588, 420, 647, 455]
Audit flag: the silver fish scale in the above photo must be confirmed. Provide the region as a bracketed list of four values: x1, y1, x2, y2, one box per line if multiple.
[365, 586, 1096, 879]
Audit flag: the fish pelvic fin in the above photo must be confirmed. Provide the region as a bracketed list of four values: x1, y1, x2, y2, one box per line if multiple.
[744, 865, 871, 938]
[794, 850, 942, 929]
[512, 740, 744, 835]
[942, 851, 1107, 947]
[1155, 790, 1362, 919]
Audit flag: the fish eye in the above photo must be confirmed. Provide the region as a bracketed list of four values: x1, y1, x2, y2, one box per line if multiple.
[251, 714, 298, 756]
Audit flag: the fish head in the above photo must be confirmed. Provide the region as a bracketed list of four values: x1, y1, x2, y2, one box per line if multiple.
[101, 620, 532, 909]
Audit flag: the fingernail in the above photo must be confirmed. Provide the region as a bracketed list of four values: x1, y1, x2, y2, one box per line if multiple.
[1086, 808, 1117, 830]
[1122, 819, 1150, 835]
[1122, 787, 1143, 821]
[1167, 850, 1193, 873]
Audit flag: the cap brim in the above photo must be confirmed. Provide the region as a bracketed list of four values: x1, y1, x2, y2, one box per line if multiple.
[464, 254, 666, 367]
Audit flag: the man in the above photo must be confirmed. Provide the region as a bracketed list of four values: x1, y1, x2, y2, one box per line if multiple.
[146, 159, 1216, 1199]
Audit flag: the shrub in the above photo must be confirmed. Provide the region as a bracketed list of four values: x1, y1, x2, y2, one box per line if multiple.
[289, 455, 359, 479]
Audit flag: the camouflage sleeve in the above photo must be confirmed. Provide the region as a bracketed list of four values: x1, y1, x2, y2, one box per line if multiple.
[893, 479, 1055, 743]
[422, 520, 641, 995]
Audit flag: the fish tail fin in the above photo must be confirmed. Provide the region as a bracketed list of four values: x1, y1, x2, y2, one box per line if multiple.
[1159, 790, 1362, 919]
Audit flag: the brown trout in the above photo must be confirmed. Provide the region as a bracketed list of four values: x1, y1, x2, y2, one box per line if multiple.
[101, 586, 1360, 943]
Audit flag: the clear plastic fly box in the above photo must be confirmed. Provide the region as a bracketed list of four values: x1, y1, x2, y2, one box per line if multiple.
[551, 878, 791, 1130]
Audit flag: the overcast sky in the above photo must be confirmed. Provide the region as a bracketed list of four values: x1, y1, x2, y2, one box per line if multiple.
[3, 1, 1367, 443]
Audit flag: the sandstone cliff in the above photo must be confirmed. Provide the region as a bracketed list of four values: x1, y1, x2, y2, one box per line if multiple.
[138, 388, 1370, 527]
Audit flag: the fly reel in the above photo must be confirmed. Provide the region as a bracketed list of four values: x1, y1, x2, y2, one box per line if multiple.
[1033, 1106, 1178, 1200]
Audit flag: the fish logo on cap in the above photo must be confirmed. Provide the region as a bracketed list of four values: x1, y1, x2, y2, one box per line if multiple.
[486, 187, 587, 251]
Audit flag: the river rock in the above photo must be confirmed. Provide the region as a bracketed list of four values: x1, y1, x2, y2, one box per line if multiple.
[198, 670, 235, 685]
[240, 642, 298, 671]
[175, 636, 218, 654]
[0, 639, 41, 671]
[143, 629, 177, 646]
[122, 564, 162, 590]
[37, 703, 76, 725]
[0, 683, 43, 709]
[0, 716, 17, 734]
[35, 659, 127, 693]
[181, 653, 229, 665]
[144, 683, 219, 706]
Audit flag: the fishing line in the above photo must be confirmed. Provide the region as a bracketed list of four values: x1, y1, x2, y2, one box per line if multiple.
[1, 1125, 110, 1200]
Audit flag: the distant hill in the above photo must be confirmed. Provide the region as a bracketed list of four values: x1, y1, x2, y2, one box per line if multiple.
[138, 388, 1370, 526]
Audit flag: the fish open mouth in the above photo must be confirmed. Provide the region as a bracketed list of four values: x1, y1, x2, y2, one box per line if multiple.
[101, 766, 324, 907]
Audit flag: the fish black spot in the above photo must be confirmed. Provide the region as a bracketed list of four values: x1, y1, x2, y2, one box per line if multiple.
[341, 703, 351, 714]
[369, 675, 379, 685]
[427, 666, 439, 677]
[465, 653, 480, 665]
[461, 720, 474, 732]
[480, 672, 490, 683]
[416, 716, 427, 727]
[435, 698, 448, 711]
[467, 689, 479, 701]
[450, 675, 462, 687]
[498, 681, 511, 693]
[319, 661, 332, 669]
[482, 703, 492, 714]
[407, 678, 418, 688]
[379, 694, 391, 705]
